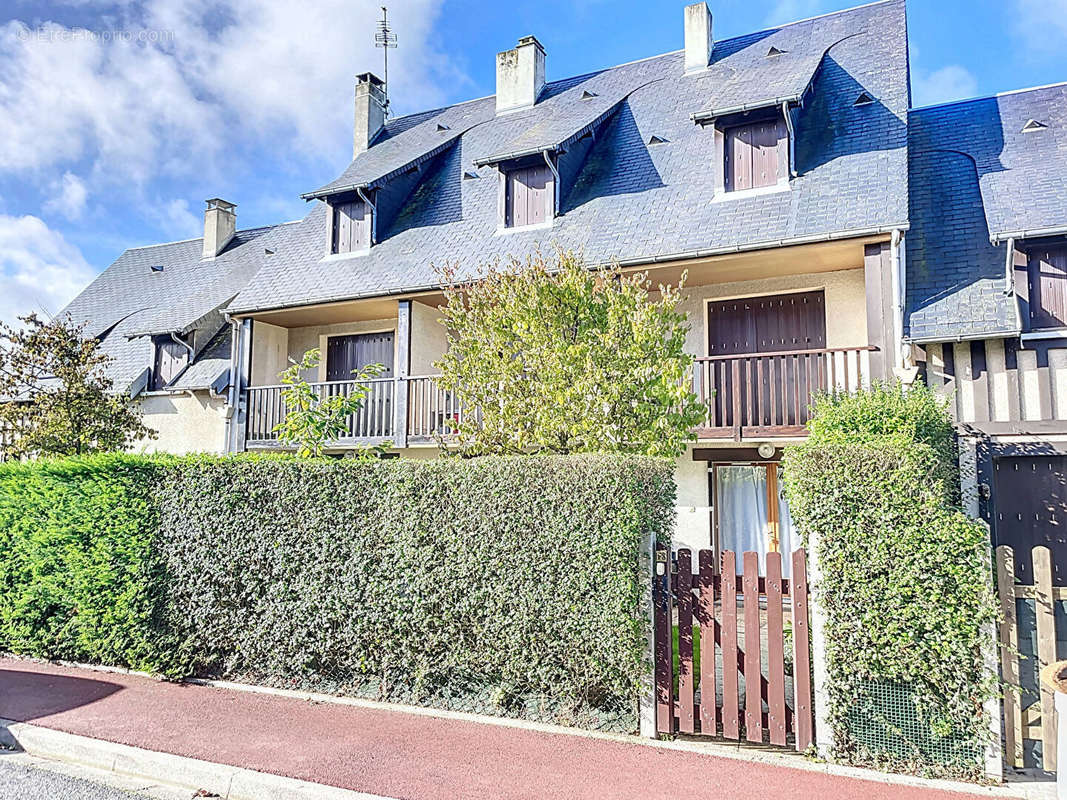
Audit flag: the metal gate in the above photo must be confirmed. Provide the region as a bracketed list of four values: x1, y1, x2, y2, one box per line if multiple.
[653, 547, 814, 750]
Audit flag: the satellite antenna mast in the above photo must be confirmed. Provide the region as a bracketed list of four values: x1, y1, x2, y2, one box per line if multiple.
[375, 6, 397, 117]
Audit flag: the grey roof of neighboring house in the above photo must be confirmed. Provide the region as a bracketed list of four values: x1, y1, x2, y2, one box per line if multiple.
[229, 0, 909, 315]
[59, 222, 295, 391]
[905, 83, 1067, 341]
[171, 325, 231, 391]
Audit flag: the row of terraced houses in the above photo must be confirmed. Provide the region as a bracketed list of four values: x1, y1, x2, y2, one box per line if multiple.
[58, 0, 1067, 577]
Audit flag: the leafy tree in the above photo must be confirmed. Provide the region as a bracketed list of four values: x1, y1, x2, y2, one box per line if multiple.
[272, 348, 387, 458]
[435, 249, 705, 457]
[0, 313, 153, 459]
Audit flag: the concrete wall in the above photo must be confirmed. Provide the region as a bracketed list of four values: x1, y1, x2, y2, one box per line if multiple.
[251, 321, 289, 386]
[673, 444, 712, 553]
[134, 391, 228, 454]
[676, 267, 868, 357]
[410, 300, 448, 375]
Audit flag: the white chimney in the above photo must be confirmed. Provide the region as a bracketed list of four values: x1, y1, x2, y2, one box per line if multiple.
[495, 35, 546, 114]
[354, 72, 387, 158]
[684, 2, 713, 74]
[202, 198, 236, 260]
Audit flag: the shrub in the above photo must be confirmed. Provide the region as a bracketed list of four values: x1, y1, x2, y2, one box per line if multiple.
[782, 384, 997, 779]
[0, 453, 673, 731]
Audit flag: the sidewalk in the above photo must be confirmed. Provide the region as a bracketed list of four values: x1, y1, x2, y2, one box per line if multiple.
[0, 657, 1014, 800]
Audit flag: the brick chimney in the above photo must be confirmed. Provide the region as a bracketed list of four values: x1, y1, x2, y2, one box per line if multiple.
[354, 72, 387, 158]
[202, 198, 236, 259]
[684, 2, 713, 74]
[495, 35, 546, 114]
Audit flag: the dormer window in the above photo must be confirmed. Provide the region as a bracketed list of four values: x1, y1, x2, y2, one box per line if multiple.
[724, 116, 788, 192]
[329, 194, 373, 254]
[151, 334, 190, 391]
[501, 157, 555, 229]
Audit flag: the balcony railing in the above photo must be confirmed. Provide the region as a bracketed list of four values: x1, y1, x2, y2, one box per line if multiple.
[692, 345, 875, 438]
[243, 346, 875, 448]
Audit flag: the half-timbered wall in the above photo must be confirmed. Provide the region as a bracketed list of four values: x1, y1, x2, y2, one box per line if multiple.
[923, 338, 1067, 425]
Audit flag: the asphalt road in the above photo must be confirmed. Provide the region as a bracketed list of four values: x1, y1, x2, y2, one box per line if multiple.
[0, 759, 154, 800]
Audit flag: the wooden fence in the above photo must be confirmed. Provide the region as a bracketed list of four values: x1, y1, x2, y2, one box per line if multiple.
[653, 547, 814, 751]
[996, 544, 1063, 771]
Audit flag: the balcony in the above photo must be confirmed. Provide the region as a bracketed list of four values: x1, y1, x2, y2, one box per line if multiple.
[242, 346, 874, 449]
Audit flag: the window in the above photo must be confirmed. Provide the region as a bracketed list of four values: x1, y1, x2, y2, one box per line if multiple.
[1027, 246, 1067, 330]
[330, 198, 372, 254]
[724, 117, 788, 192]
[151, 335, 190, 390]
[325, 332, 394, 381]
[503, 162, 553, 228]
[712, 463, 796, 576]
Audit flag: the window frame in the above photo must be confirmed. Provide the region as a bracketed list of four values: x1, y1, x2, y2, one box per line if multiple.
[722, 116, 789, 193]
[498, 155, 556, 230]
[1025, 245, 1067, 331]
[326, 192, 375, 255]
[150, 334, 191, 391]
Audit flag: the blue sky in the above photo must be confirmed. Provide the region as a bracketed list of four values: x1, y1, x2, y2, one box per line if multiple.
[0, 0, 1064, 327]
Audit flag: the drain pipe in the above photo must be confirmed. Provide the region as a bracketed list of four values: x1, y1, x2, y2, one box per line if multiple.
[1004, 237, 1024, 333]
[170, 331, 194, 359]
[543, 150, 561, 213]
[889, 228, 905, 371]
[781, 101, 797, 178]
[356, 186, 377, 244]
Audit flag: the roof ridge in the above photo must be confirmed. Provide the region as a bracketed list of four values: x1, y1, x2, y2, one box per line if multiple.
[122, 219, 302, 253]
[910, 80, 1067, 113]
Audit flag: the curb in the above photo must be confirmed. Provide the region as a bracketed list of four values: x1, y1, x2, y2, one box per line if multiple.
[0, 718, 396, 800]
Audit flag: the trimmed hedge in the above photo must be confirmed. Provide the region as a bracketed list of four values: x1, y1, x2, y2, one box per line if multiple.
[783, 385, 997, 779]
[0, 453, 673, 730]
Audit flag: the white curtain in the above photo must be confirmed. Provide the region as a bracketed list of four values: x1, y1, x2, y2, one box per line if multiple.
[776, 467, 795, 579]
[716, 465, 795, 578]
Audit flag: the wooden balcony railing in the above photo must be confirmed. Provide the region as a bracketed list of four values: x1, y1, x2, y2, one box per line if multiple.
[692, 345, 875, 439]
[246, 377, 396, 445]
[243, 346, 875, 448]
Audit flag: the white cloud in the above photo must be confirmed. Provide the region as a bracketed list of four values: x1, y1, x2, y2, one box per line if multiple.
[149, 197, 200, 239]
[912, 65, 979, 108]
[0, 0, 459, 184]
[0, 215, 97, 327]
[43, 172, 89, 220]
[1013, 0, 1067, 50]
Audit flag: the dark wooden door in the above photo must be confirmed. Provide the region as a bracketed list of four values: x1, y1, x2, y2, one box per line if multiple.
[325, 332, 394, 381]
[1027, 247, 1067, 330]
[706, 292, 826, 428]
[994, 455, 1067, 586]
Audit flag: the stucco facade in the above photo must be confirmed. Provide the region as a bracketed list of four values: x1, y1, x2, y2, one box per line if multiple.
[135, 391, 229, 455]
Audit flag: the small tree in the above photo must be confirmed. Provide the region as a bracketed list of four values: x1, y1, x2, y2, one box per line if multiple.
[0, 313, 153, 459]
[435, 249, 705, 457]
[272, 348, 387, 458]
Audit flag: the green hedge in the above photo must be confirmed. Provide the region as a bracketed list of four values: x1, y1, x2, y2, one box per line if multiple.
[0, 453, 673, 731]
[783, 385, 997, 779]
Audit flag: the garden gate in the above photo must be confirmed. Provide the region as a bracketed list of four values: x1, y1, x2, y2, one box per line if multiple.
[996, 544, 1063, 772]
[653, 547, 814, 751]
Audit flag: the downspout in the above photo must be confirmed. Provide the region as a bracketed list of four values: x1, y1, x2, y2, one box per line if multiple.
[543, 150, 560, 217]
[170, 331, 194, 360]
[222, 316, 240, 453]
[1004, 237, 1024, 333]
[356, 186, 377, 245]
[889, 228, 905, 370]
[781, 101, 797, 178]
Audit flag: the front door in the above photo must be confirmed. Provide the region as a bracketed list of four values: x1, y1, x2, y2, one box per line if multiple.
[712, 462, 796, 576]
[706, 291, 827, 428]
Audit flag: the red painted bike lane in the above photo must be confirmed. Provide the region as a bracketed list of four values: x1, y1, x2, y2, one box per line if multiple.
[0, 657, 998, 800]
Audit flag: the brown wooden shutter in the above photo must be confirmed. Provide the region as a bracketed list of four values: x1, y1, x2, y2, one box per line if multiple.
[707, 291, 825, 356]
[332, 200, 371, 254]
[725, 118, 787, 192]
[505, 163, 552, 228]
[151, 336, 190, 390]
[326, 332, 395, 381]
[1028, 247, 1067, 329]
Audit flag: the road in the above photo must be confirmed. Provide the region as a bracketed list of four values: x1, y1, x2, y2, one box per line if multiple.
[0, 757, 167, 800]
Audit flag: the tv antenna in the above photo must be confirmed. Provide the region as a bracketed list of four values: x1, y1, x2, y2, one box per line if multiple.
[375, 6, 397, 117]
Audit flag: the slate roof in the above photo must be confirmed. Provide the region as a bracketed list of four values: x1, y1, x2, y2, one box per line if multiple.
[229, 0, 909, 314]
[905, 83, 1067, 341]
[59, 221, 296, 391]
